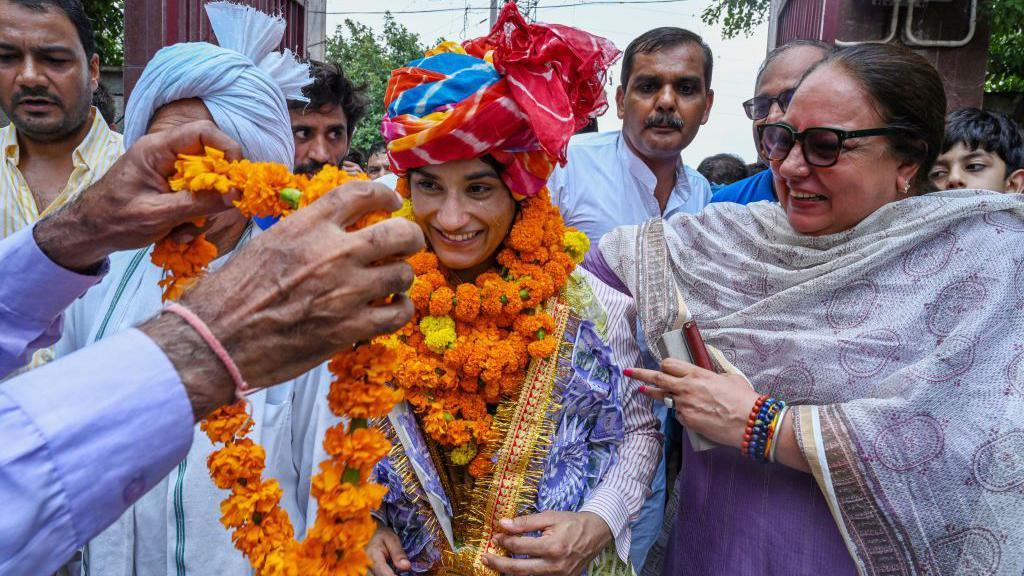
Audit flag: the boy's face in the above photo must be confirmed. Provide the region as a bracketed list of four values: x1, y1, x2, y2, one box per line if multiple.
[930, 142, 1024, 193]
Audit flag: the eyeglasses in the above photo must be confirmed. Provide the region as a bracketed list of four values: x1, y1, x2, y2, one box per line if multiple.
[757, 122, 900, 168]
[742, 89, 795, 120]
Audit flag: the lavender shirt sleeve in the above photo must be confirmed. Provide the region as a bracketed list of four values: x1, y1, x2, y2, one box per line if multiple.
[0, 328, 195, 574]
[0, 225, 106, 378]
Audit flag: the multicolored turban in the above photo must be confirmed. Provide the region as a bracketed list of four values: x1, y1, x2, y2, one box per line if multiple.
[382, 2, 620, 199]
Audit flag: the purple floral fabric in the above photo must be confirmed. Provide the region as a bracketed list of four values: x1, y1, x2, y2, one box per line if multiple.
[537, 320, 624, 512]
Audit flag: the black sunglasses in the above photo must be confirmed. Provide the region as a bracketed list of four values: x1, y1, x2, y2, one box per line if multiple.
[742, 89, 795, 121]
[757, 122, 900, 168]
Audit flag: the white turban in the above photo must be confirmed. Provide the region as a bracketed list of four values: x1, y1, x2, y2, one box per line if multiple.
[123, 2, 310, 168]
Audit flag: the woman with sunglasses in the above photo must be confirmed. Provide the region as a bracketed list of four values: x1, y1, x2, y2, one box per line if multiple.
[594, 43, 1024, 575]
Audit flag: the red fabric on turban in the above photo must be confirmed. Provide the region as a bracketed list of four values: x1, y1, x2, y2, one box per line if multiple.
[382, 2, 620, 199]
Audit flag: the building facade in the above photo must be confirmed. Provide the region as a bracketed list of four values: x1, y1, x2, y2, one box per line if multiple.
[768, 0, 989, 109]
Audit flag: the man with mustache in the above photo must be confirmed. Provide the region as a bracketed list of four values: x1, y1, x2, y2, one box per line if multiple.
[549, 27, 714, 248]
[289, 59, 366, 177]
[546, 26, 715, 573]
[0, 0, 123, 239]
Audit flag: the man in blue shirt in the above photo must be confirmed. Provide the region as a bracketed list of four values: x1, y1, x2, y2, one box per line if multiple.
[711, 40, 833, 205]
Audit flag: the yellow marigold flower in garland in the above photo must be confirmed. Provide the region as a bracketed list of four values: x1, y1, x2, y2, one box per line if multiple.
[161, 148, 589, 575]
[159, 147, 402, 576]
[155, 146, 365, 302]
[170, 147, 234, 194]
[449, 442, 477, 465]
[419, 315, 456, 353]
[562, 229, 590, 265]
[394, 198, 415, 221]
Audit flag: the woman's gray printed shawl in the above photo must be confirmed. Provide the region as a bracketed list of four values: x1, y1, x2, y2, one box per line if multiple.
[601, 190, 1024, 576]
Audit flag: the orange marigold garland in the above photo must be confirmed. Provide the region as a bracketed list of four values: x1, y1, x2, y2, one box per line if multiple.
[158, 147, 591, 574]
[161, 147, 403, 575]
[388, 177, 588, 474]
[153, 147, 361, 301]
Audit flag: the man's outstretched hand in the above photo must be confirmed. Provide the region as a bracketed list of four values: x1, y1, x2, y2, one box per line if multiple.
[35, 120, 244, 273]
[142, 179, 424, 418]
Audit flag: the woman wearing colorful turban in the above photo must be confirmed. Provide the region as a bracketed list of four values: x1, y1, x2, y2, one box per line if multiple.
[366, 5, 659, 576]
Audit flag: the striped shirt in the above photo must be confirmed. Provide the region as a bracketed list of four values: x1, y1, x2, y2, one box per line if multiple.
[577, 268, 662, 562]
[1, 107, 124, 238]
[1, 108, 124, 372]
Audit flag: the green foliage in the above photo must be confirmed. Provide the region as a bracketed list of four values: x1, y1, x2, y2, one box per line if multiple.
[700, 0, 770, 40]
[82, 0, 124, 66]
[324, 15, 426, 157]
[984, 0, 1024, 93]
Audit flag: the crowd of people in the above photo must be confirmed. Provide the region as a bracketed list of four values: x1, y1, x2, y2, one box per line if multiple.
[1, 0, 1023, 575]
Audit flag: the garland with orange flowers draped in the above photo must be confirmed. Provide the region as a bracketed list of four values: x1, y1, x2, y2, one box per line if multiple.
[387, 178, 590, 477]
[158, 147, 403, 576]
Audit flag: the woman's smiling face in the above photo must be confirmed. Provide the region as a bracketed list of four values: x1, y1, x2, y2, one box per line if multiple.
[410, 158, 516, 278]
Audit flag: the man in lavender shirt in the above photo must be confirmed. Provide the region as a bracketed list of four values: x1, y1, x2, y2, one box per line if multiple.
[0, 121, 424, 574]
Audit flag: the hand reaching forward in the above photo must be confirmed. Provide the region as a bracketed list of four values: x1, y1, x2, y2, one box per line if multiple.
[141, 180, 424, 417]
[482, 511, 612, 576]
[629, 358, 758, 448]
[35, 120, 243, 273]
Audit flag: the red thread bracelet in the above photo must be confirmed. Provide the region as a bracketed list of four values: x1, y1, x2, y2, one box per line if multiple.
[164, 302, 251, 400]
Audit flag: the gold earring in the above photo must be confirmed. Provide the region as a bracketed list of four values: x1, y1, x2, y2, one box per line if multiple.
[902, 181, 911, 195]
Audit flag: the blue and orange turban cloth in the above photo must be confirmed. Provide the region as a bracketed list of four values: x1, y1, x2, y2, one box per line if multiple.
[382, 2, 620, 199]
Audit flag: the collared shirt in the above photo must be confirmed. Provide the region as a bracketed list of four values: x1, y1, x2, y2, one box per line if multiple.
[576, 269, 661, 562]
[2, 108, 124, 239]
[710, 168, 777, 205]
[0, 225, 194, 575]
[0, 225, 104, 377]
[1, 109, 124, 373]
[548, 130, 712, 246]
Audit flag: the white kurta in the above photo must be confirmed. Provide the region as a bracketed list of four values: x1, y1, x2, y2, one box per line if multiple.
[547, 130, 712, 247]
[56, 226, 340, 576]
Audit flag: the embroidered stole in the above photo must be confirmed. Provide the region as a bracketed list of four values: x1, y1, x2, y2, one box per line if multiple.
[382, 297, 576, 576]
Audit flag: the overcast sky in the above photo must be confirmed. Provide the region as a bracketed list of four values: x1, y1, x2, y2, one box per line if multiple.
[324, 0, 769, 164]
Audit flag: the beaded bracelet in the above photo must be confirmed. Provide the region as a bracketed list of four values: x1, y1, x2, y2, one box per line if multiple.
[741, 395, 786, 462]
